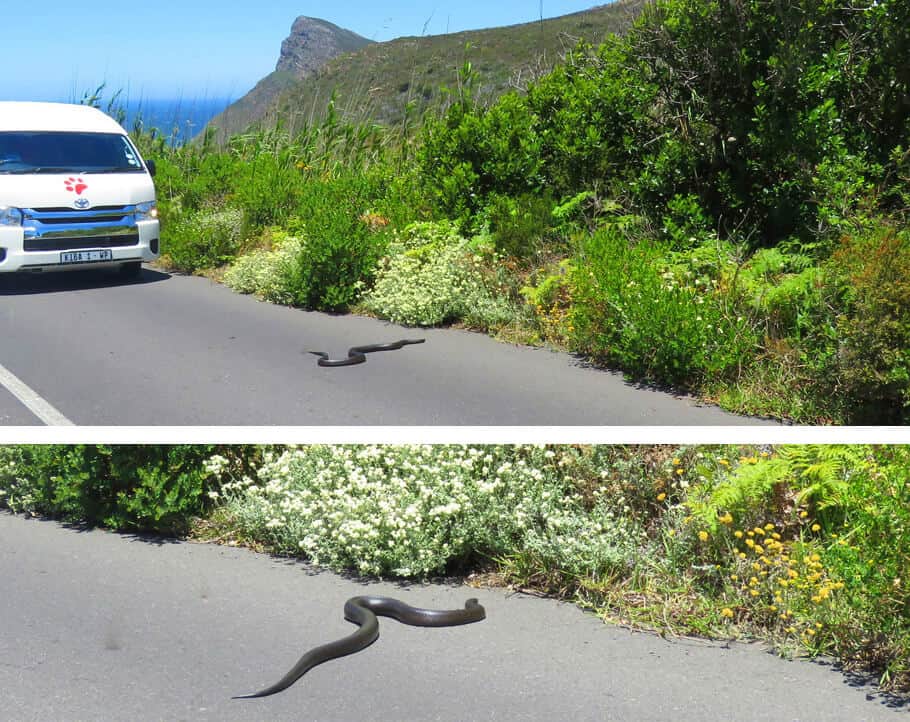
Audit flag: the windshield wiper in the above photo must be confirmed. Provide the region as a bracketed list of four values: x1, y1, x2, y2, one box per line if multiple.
[28, 167, 82, 174]
[86, 166, 141, 173]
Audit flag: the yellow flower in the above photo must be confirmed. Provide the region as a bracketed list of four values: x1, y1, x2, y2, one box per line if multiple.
[657, 492, 667, 502]
[753, 545, 764, 554]
[811, 523, 821, 532]
[698, 530, 710, 542]
[764, 523, 775, 531]
[749, 589, 760, 597]
[721, 607, 734, 619]
[719, 512, 734, 525]
[672, 458, 681, 466]
[676, 468, 685, 475]
[734, 530, 744, 538]
[799, 510, 809, 518]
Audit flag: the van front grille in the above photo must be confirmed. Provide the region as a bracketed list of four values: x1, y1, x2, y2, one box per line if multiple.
[22, 205, 140, 242]
[24, 234, 140, 252]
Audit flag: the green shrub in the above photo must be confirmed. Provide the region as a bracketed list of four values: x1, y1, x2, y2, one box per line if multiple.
[827, 223, 910, 422]
[570, 225, 757, 387]
[481, 192, 556, 260]
[0, 445, 223, 534]
[162, 205, 246, 272]
[230, 149, 302, 227]
[290, 172, 394, 311]
[527, 37, 655, 199]
[418, 91, 544, 219]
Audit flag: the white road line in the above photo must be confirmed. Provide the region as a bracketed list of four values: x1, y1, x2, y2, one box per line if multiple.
[0, 362, 74, 426]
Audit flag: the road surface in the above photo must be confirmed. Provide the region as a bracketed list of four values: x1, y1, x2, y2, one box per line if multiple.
[0, 268, 773, 426]
[0, 511, 902, 721]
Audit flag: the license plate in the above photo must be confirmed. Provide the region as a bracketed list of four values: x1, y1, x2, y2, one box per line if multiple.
[60, 249, 113, 264]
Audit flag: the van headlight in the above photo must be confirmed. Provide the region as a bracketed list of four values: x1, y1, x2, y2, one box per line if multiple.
[135, 201, 158, 221]
[0, 206, 22, 226]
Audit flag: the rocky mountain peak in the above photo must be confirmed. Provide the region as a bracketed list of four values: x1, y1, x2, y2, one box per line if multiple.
[275, 16, 373, 78]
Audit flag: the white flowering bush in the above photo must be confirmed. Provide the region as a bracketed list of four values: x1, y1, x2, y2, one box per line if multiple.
[0, 446, 34, 512]
[361, 221, 517, 329]
[214, 445, 647, 578]
[223, 228, 305, 305]
[163, 205, 246, 272]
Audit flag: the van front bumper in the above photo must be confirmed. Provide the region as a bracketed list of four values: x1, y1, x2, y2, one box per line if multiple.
[0, 219, 160, 272]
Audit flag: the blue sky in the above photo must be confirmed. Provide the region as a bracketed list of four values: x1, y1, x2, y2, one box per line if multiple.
[2, 2, 606, 103]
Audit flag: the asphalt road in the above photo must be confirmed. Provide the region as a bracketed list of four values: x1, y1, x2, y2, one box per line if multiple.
[0, 267, 773, 426]
[0, 511, 904, 722]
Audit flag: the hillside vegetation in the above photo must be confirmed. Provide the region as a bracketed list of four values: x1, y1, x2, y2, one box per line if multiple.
[2, 444, 909, 694]
[128, 0, 909, 424]
[206, 2, 645, 135]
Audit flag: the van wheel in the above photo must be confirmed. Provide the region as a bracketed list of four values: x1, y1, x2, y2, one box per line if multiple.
[119, 262, 142, 279]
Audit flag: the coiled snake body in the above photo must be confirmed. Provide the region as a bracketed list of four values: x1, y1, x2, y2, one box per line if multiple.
[309, 339, 426, 367]
[235, 596, 486, 699]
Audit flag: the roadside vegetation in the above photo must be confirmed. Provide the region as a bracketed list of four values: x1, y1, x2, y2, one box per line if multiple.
[1, 443, 908, 695]
[112, 0, 909, 424]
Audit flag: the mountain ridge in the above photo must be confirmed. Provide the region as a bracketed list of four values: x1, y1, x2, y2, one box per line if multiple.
[205, 2, 644, 140]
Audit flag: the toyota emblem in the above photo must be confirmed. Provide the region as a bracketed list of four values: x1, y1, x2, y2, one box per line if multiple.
[73, 197, 92, 210]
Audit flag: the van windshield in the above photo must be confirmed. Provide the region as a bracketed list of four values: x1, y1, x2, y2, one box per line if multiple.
[0, 131, 145, 174]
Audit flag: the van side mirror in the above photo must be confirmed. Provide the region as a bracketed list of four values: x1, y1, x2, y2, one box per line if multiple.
[146, 159, 156, 177]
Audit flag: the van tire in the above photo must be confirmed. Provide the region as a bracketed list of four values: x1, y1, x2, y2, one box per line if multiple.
[119, 262, 142, 279]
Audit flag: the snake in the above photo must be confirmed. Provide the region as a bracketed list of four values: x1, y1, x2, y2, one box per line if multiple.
[308, 339, 426, 367]
[234, 596, 486, 699]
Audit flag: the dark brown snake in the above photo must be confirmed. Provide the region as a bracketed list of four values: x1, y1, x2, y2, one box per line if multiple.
[235, 596, 486, 699]
[308, 339, 426, 367]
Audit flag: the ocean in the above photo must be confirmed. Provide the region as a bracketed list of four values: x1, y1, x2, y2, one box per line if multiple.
[115, 97, 235, 145]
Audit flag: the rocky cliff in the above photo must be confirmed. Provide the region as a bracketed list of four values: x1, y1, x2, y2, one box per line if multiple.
[277, 17, 372, 75]
[204, 17, 372, 141]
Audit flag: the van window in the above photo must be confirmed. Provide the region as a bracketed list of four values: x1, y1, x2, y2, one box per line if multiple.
[0, 131, 145, 174]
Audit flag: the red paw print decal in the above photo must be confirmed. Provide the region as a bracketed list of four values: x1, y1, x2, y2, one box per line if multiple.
[64, 177, 88, 195]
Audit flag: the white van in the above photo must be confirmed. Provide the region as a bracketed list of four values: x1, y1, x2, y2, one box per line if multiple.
[0, 101, 160, 277]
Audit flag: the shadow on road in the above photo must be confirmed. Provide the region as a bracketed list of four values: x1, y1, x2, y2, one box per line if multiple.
[836, 662, 908, 711]
[0, 266, 170, 295]
[20, 513, 185, 546]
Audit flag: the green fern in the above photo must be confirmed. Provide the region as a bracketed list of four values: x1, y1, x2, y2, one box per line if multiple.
[780, 445, 873, 511]
[688, 455, 791, 531]
[689, 445, 874, 531]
